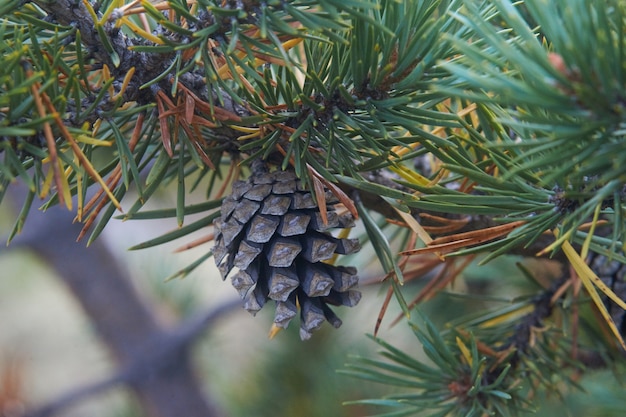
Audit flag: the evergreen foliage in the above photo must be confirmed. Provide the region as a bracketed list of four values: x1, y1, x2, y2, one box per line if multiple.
[1, 0, 625, 415]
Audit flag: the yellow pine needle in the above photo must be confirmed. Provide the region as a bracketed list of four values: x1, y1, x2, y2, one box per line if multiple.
[231, 124, 261, 140]
[126, 1, 199, 15]
[41, 162, 53, 196]
[76, 168, 84, 222]
[325, 228, 352, 265]
[456, 336, 473, 367]
[562, 245, 626, 311]
[91, 119, 103, 136]
[388, 164, 430, 187]
[478, 304, 535, 328]
[101, 64, 116, 100]
[100, 0, 123, 24]
[66, 152, 85, 221]
[39, 157, 66, 205]
[40, 160, 72, 210]
[82, 0, 98, 22]
[123, 17, 164, 44]
[230, 125, 260, 133]
[75, 134, 113, 146]
[58, 161, 72, 210]
[392, 206, 433, 246]
[236, 131, 261, 140]
[59, 160, 74, 210]
[560, 236, 626, 350]
[281, 37, 304, 51]
[268, 324, 283, 339]
[112, 67, 135, 101]
[536, 227, 575, 257]
[581, 203, 602, 260]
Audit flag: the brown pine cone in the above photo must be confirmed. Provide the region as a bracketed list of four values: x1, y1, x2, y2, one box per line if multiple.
[213, 164, 361, 339]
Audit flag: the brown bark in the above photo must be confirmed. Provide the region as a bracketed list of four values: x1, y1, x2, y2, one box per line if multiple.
[5, 185, 226, 417]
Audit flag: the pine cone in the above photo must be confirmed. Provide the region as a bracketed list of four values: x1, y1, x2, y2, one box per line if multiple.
[213, 165, 361, 339]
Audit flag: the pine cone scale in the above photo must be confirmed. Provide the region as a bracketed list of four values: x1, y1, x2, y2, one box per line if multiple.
[232, 199, 260, 223]
[268, 266, 300, 301]
[302, 265, 335, 297]
[261, 195, 292, 215]
[246, 215, 280, 243]
[278, 213, 310, 236]
[266, 237, 302, 267]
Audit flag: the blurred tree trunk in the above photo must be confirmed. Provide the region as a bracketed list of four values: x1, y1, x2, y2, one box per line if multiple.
[4, 184, 225, 417]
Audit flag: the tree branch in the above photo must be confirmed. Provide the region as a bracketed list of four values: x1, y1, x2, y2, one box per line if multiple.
[3, 184, 227, 417]
[24, 300, 239, 417]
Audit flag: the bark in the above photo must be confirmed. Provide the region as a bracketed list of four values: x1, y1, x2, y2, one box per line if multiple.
[4, 185, 227, 417]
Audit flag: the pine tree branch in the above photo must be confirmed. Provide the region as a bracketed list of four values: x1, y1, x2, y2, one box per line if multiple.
[32, 0, 170, 110]
[31, 0, 250, 132]
[350, 172, 566, 262]
[32, 1, 120, 69]
[24, 300, 239, 417]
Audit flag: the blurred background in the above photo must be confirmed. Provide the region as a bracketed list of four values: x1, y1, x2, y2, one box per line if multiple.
[1, 182, 626, 417]
[0, 181, 395, 417]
